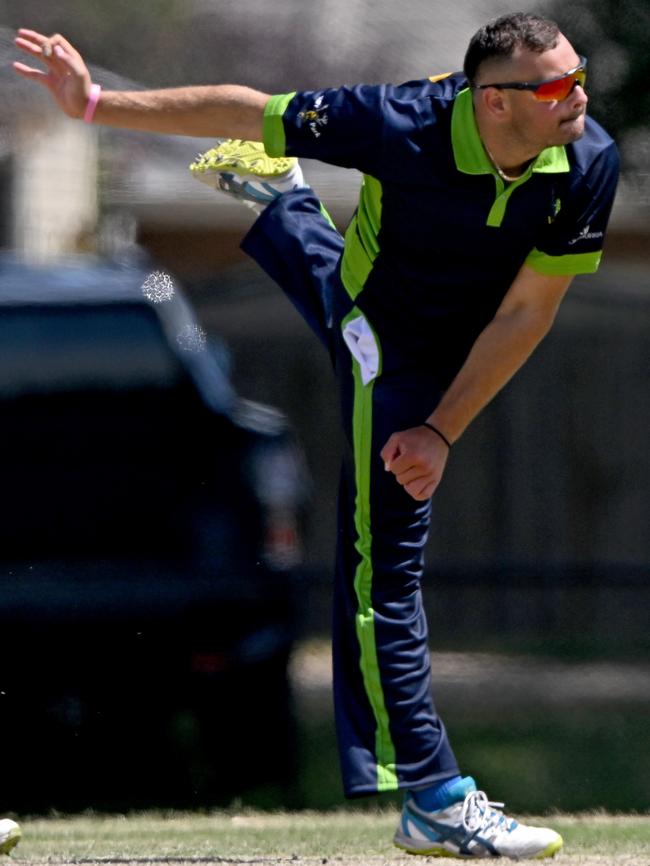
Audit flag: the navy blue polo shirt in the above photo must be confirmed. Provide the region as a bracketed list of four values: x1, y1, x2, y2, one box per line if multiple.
[263, 73, 619, 373]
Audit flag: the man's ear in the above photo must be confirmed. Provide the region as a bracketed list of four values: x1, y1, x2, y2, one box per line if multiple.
[479, 86, 510, 120]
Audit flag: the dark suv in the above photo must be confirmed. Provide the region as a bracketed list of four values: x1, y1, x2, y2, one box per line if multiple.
[0, 255, 307, 811]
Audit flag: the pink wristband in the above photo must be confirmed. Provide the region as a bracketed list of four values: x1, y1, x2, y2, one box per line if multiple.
[83, 83, 102, 124]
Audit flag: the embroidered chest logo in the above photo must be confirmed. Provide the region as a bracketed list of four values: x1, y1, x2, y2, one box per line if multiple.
[568, 224, 604, 245]
[298, 94, 329, 138]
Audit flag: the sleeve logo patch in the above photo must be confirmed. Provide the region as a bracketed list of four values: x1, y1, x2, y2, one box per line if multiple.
[298, 94, 329, 138]
[568, 224, 604, 245]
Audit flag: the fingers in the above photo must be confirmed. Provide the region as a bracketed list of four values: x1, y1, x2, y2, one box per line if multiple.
[405, 479, 437, 501]
[12, 61, 48, 83]
[380, 436, 401, 472]
[380, 426, 449, 501]
[51, 44, 85, 78]
[50, 33, 84, 64]
[395, 464, 440, 498]
[14, 35, 45, 59]
[394, 464, 428, 486]
[383, 448, 438, 499]
[14, 28, 90, 111]
[15, 29, 52, 59]
[17, 28, 48, 41]
[15, 30, 84, 71]
[13, 42, 68, 89]
[15, 33, 64, 80]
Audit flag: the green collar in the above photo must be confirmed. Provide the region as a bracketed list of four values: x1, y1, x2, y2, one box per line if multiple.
[451, 87, 570, 178]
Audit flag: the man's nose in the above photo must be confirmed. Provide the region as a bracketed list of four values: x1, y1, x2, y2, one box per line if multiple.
[571, 83, 588, 108]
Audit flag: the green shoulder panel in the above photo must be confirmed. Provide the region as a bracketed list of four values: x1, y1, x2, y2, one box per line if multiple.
[340, 175, 383, 300]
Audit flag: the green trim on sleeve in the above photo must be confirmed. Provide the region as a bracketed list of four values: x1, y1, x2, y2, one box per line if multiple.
[262, 92, 297, 157]
[526, 247, 603, 275]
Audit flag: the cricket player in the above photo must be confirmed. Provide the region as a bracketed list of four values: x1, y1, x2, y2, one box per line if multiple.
[14, 12, 618, 858]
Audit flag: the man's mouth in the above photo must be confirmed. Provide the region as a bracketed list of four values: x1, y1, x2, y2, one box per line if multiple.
[560, 111, 585, 125]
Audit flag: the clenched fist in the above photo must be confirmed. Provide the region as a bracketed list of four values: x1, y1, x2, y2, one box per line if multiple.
[380, 424, 450, 501]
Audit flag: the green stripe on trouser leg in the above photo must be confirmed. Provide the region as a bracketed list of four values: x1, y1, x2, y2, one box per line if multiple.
[342, 308, 398, 791]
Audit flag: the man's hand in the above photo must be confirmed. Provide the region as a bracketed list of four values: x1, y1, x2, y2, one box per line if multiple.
[380, 426, 450, 501]
[13, 28, 269, 138]
[13, 30, 92, 119]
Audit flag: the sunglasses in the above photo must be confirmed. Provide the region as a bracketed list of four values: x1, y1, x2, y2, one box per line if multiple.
[474, 56, 587, 102]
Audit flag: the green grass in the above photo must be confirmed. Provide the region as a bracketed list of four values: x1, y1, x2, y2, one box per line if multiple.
[10, 811, 650, 863]
[290, 704, 650, 814]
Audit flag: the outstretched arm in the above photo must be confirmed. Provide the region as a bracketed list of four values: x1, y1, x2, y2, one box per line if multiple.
[13, 29, 269, 140]
[381, 265, 573, 501]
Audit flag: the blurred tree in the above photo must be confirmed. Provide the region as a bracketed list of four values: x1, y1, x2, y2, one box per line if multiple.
[544, 0, 650, 169]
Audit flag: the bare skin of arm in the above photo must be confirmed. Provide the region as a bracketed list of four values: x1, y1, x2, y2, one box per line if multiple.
[381, 265, 573, 501]
[13, 29, 268, 140]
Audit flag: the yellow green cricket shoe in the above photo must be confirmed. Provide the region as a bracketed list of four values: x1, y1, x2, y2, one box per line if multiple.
[189, 139, 304, 212]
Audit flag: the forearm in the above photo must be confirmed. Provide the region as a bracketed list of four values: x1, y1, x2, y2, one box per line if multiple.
[92, 85, 269, 139]
[14, 30, 270, 139]
[381, 268, 571, 502]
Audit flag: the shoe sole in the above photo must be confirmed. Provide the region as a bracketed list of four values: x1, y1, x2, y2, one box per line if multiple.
[394, 832, 563, 859]
[190, 139, 296, 179]
[535, 836, 564, 859]
[394, 838, 457, 857]
[0, 823, 21, 856]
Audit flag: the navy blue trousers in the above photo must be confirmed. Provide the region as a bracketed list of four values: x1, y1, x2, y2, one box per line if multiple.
[242, 189, 459, 797]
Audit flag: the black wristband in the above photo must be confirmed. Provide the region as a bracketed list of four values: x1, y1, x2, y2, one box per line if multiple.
[423, 422, 452, 449]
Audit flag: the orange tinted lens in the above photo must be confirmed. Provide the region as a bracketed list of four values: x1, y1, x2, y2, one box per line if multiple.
[534, 69, 586, 101]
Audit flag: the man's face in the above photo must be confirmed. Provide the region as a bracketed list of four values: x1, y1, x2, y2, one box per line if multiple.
[480, 33, 589, 150]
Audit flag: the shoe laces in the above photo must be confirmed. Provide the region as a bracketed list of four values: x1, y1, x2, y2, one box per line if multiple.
[460, 790, 512, 835]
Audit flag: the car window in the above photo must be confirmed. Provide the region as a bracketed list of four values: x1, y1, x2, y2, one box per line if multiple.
[0, 304, 184, 395]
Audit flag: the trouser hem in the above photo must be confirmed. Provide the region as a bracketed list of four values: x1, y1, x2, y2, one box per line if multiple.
[344, 768, 462, 799]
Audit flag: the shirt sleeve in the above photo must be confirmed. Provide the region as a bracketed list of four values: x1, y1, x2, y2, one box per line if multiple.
[263, 84, 392, 177]
[525, 139, 620, 276]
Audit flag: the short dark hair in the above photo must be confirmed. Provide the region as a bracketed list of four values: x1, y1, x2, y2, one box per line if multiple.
[463, 12, 560, 86]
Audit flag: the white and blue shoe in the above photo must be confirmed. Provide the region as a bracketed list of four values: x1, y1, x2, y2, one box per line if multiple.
[189, 139, 304, 214]
[394, 777, 563, 859]
[0, 820, 21, 856]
